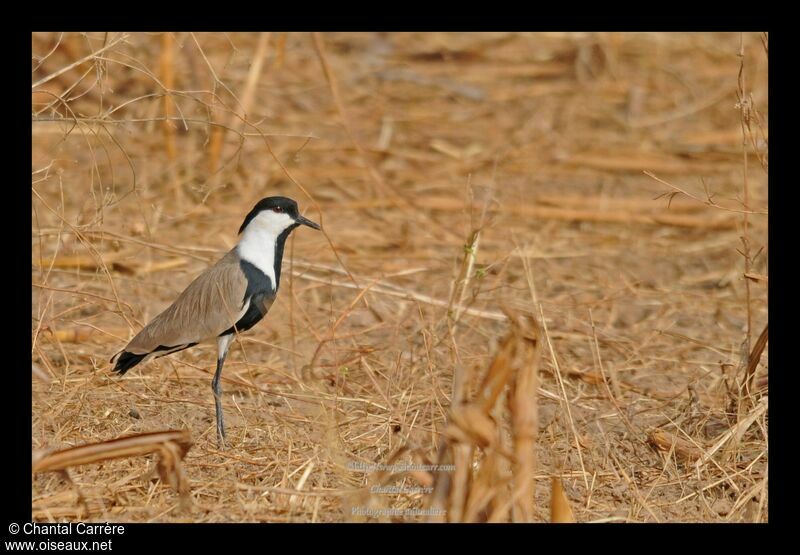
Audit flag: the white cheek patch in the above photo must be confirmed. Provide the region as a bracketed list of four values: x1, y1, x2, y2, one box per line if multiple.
[237, 210, 296, 287]
[252, 211, 295, 235]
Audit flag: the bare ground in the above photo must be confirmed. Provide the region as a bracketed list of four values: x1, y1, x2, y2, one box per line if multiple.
[31, 32, 768, 522]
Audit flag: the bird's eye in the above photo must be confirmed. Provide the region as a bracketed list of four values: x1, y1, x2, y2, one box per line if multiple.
[272, 206, 283, 213]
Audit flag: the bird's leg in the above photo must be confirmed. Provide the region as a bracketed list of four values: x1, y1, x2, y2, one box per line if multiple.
[213, 334, 233, 448]
[212, 356, 227, 447]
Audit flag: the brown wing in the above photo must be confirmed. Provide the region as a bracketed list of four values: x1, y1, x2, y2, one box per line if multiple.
[123, 249, 248, 355]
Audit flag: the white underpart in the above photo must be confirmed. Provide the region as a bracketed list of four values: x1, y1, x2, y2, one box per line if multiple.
[236, 211, 295, 290]
[217, 333, 234, 360]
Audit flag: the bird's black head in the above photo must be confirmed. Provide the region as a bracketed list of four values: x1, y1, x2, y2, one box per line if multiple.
[238, 196, 321, 235]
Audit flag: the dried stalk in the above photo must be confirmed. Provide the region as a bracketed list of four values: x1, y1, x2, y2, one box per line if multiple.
[428, 310, 542, 522]
[33, 430, 194, 505]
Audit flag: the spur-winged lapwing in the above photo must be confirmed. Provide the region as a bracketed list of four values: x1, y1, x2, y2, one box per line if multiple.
[111, 196, 320, 446]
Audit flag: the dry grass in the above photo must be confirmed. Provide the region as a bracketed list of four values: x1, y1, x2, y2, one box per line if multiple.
[31, 32, 768, 522]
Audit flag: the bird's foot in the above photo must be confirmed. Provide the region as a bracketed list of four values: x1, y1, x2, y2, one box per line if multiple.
[216, 421, 227, 449]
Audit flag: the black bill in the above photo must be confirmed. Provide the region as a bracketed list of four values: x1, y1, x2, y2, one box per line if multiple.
[296, 214, 321, 230]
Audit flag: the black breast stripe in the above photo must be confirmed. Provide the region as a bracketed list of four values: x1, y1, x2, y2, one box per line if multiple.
[240, 260, 274, 300]
[220, 292, 272, 335]
[219, 260, 275, 337]
[273, 223, 298, 290]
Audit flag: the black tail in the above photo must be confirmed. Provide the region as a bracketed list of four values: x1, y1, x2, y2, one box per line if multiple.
[111, 342, 199, 375]
[112, 351, 147, 375]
